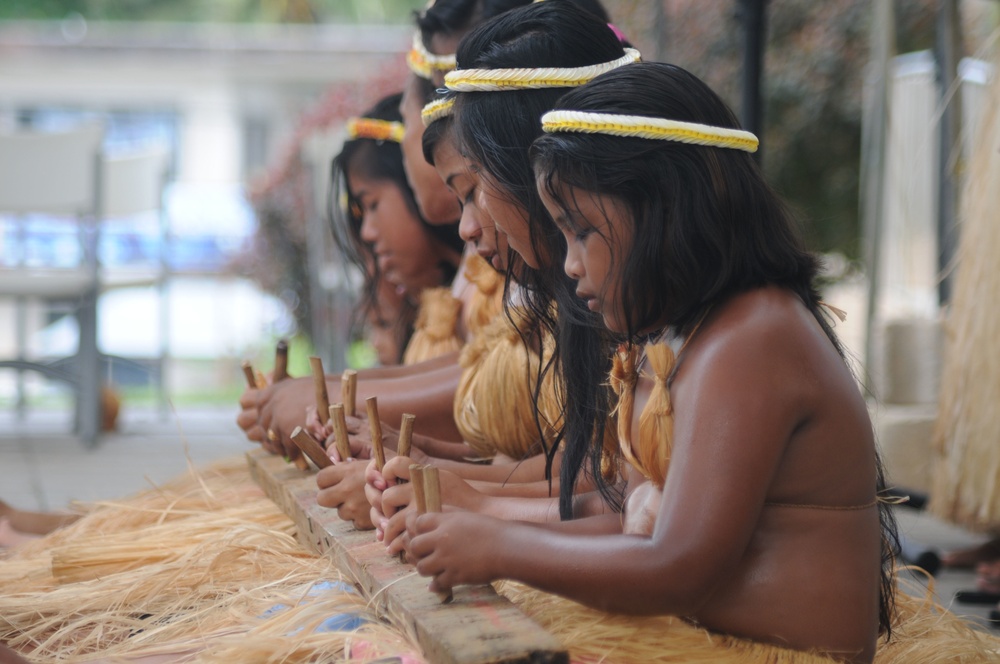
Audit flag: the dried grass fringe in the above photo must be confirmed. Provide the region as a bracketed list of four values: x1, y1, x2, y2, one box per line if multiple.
[496, 575, 1000, 664]
[461, 253, 504, 339]
[636, 343, 676, 488]
[0, 457, 422, 663]
[930, 53, 1000, 530]
[454, 307, 562, 460]
[401, 287, 464, 366]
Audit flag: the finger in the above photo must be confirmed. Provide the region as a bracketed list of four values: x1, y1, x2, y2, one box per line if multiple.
[384, 509, 409, 553]
[428, 575, 453, 595]
[238, 389, 258, 409]
[364, 460, 387, 491]
[381, 456, 412, 484]
[364, 482, 385, 516]
[382, 484, 413, 517]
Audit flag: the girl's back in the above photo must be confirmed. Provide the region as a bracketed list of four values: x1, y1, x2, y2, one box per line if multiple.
[665, 286, 880, 662]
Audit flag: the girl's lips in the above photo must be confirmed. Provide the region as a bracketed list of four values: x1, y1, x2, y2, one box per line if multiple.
[577, 290, 598, 311]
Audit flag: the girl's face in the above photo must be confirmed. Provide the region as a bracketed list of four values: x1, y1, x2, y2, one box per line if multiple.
[399, 75, 462, 225]
[348, 170, 444, 298]
[479, 174, 543, 270]
[539, 178, 631, 334]
[431, 134, 510, 273]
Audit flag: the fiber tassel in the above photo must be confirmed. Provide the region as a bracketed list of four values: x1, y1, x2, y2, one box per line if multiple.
[608, 344, 641, 477]
[402, 287, 464, 365]
[462, 253, 505, 338]
[453, 308, 562, 460]
[636, 343, 677, 487]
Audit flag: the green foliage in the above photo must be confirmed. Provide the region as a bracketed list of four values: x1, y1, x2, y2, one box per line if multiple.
[607, 0, 939, 261]
[0, 0, 427, 23]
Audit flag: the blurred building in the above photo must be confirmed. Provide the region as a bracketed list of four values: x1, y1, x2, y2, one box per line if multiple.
[0, 18, 409, 406]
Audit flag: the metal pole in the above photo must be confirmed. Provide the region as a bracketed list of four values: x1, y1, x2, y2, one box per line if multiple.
[935, 0, 962, 305]
[740, 0, 767, 163]
[860, 0, 895, 390]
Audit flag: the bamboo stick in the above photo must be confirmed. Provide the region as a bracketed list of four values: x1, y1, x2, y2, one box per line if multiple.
[273, 339, 289, 382]
[342, 369, 358, 418]
[309, 356, 330, 425]
[397, 414, 415, 459]
[329, 403, 352, 462]
[241, 360, 258, 388]
[410, 465, 427, 515]
[366, 396, 386, 471]
[419, 465, 452, 603]
[289, 426, 333, 470]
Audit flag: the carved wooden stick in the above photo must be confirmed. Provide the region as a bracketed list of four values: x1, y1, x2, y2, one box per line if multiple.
[241, 360, 258, 388]
[366, 396, 386, 471]
[420, 465, 452, 603]
[410, 464, 427, 514]
[273, 339, 289, 382]
[341, 369, 358, 417]
[329, 403, 351, 462]
[397, 413, 415, 459]
[290, 426, 333, 469]
[309, 356, 330, 425]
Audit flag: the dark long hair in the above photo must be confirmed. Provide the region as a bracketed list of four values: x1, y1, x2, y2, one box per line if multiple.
[531, 61, 899, 638]
[329, 93, 460, 358]
[451, 1, 626, 510]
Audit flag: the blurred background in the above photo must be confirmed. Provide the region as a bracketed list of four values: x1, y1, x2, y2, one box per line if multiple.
[0, 0, 997, 453]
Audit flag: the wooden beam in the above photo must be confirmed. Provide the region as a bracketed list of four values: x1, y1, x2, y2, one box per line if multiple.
[246, 449, 568, 664]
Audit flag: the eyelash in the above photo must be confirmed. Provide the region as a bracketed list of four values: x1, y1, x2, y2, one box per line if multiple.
[457, 188, 475, 211]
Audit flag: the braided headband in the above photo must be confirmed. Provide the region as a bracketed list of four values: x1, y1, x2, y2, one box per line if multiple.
[421, 97, 456, 127]
[540, 110, 759, 153]
[345, 117, 405, 144]
[407, 33, 457, 80]
[444, 47, 641, 92]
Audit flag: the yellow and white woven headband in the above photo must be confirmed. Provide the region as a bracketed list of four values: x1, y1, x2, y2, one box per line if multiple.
[421, 97, 456, 127]
[444, 47, 641, 91]
[345, 117, 405, 143]
[540, 110, 759, 153]
[406, 33, 457, 80]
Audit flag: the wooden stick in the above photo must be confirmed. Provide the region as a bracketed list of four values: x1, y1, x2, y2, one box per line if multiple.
[422, 466, 442, 513]
[420, 465, 452, 603]
[309, 356, 330, 425]
[290, 426, 333, 469]
[341, 369, 358, 417]
[241, 360, 258, 388]
[293, 455, 310, 471]
[366, 396, 386, 471]
[329, 403, 351, 462]
[273, 339, 289, 382]
[410, 464, 427, 514]
[397, 413, 415, 459]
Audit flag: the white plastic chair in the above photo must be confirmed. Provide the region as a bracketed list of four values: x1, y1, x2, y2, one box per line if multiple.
[0, 123, 104, 445]
[100, 147, 172, 416]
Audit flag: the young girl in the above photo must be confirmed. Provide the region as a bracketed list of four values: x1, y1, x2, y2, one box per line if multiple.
[329, 93, 464, 364]
[406, 62, 897, 664]
[367, 1, 636, 546]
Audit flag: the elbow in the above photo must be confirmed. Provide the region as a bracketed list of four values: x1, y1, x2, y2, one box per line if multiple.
[616, 548, 725, 616]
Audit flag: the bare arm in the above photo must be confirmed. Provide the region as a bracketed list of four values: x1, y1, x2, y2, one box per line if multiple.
[238, 357, 464, 456]
[408, 303, 806, 615]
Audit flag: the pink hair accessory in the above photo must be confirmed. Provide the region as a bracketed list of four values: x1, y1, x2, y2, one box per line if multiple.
[607, 23, 627, 44]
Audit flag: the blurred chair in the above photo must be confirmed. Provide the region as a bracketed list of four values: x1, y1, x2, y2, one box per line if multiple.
[98, 147, 172, 418]
[0, 123, 105, 445]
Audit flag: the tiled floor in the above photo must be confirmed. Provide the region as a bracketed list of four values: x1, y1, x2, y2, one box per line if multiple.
[1, 405, 998, 639]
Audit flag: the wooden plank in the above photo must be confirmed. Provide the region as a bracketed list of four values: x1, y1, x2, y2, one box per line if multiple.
[247, 449, 568, 664]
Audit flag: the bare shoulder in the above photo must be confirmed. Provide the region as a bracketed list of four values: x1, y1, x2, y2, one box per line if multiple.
[682, 287, 842, 390]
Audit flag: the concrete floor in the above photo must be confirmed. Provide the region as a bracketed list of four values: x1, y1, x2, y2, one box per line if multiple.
[1, 405, 998, 638]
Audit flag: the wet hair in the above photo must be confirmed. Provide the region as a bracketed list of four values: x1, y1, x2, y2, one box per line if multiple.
[531, 61, 899, 638]
[451, 0, 627, 508]
[329, 93, 461, 352]
[418, 0, 617, 159]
